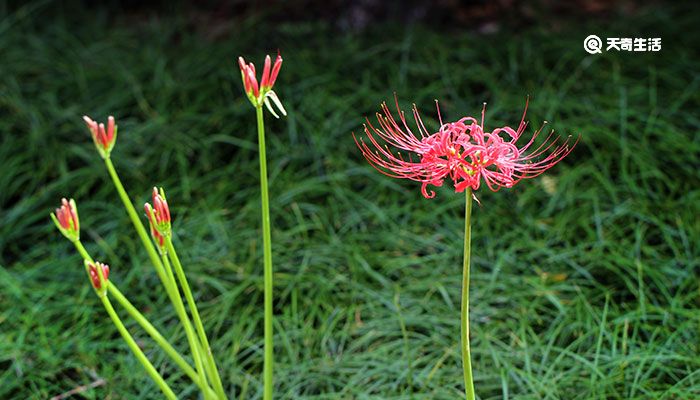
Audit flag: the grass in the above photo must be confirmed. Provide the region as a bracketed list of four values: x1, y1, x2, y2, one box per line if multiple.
[1, 2, 699, 399]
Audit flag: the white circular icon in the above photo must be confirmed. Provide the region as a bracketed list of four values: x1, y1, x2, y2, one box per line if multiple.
[584, 35, 603, 54]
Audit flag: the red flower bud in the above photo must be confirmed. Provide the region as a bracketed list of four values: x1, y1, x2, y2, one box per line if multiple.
[144, 187, 171, 251]
[83, 115, 118, 158]
[152, 187, 171, 224]
[238, 53, 285, 117]
[87, 261, 110, 290]
[145, 203, 165, 248]
[51, 198, 80, 241]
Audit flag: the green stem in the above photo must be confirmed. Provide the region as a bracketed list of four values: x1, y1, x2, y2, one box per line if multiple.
[73, 240, 92, 262]
[103, 158, 170, 293]
[99, 294, 177, 400]
[166, 238, 227, 399]
[109, 285, 218, 399]
[74, 240, 217, 398]
[101, 160, 213, 398]
[461, 188, 475, 400]
[161, 252, 211, 399]
[255, 105, 274, 400]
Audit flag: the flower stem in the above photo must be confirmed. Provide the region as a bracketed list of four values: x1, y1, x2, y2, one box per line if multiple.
[73, 240, 91, 262]
[255, 105, 274, 400]
[160, 251, 210, 398]
[102, 159, 211, 397]
[109, 284, 219, 399]
[166, 237, 227, 400]
[103, 158, 170, 292]
[461, 188, 475, 400]
[100, 292, 177, 400]
[73, 240, 217, 398]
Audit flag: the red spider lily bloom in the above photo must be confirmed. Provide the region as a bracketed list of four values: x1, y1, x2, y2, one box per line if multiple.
[238, 53, 287, 118]
[51, 198, 80, 241]
[86, 261, 110, 290]
[83, 115, 118, 158]
[354, 98, 577, 199]
[452, 105, 578, 193]
[144, 187, 171, 250]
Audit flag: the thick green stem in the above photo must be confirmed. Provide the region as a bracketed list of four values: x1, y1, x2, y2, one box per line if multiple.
[109, 285, 218, 399]
[256, 105, 274, 400]
[166, 238, 227, 399]
[100, 294, 177, 400]
[461, 188, 475, 400]
[161, 252, 210, 398]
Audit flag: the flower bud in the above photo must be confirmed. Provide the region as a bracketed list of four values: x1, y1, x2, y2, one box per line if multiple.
[144, 187, 171, 252]
[51, 198, 80, 241]
[83, 115, 118, 159]
[145, 203, 165, 249]
[86, 260, 110, 290]
[238, 53, 286, 118]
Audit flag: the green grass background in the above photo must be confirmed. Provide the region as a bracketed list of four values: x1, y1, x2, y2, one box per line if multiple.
[1, 1, 698, 399]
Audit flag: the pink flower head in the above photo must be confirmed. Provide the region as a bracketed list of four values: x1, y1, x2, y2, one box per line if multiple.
[354, 97, 578, 199]
[238, 53, 287, 118]
[86, 260, 110, 290]
[83, 115, 118, 158]
[144, 187, 171, 250]
[51, 198, 80, 241]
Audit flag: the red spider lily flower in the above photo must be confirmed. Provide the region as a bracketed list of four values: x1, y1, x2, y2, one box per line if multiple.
[83, 115, 118, 158]
[51, 198, 80, 241]
[144, 187, 171, 250]
[238, 53, 287, 118]
[353, 97, 578, 199]
[86, 260, 110, 290]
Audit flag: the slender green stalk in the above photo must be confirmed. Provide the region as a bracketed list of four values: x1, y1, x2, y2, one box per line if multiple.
[100, 160, 213, 398]
[461, 188, 475, 400]
[73, 240, 217, 397]
[104, 158, 168, 285]
[160, 252, 210, 399]
[109, 285, 218, 399]
[73, 240, 91, 262]
[255, 105, 274, 400]
[166, 238, 227, 400]
[100, 294, 177, 400]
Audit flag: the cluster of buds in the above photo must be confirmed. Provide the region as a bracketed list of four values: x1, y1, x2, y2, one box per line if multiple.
[144, 187, 171, 252]
[50, 199, 111, 293]
[86, 260, 110, 291]
[83, 116, 118, 159]
[238, 53, 287, 118]
[51, 198, 80, 242]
